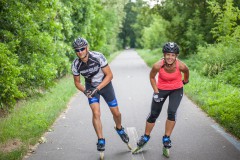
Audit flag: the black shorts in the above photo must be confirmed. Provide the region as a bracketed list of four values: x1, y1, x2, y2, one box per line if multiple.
[85, 82, 118, 107]
[147, 87, 183, 122]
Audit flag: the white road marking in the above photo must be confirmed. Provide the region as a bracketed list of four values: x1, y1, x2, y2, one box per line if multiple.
[211, 124, 240, 151]
[127, 127, 145, 160]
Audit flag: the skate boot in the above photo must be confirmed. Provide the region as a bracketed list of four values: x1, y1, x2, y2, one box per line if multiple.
[162, 135, 171, 158]
[132, 134, 150, 154]
[97, 138, 105, 152]
[115, 126, 132, 150]
[97, 138, 105, 160]
[115, 126, 129, 143]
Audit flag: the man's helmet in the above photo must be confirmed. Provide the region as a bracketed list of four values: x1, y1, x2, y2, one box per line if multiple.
[72, 37, 88, 49]
[162, 42, 179, 54]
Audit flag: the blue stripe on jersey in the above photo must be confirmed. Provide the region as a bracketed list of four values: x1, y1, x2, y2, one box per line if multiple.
[107, 99, 118, 107]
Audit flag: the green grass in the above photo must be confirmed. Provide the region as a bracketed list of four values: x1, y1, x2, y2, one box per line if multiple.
[137, 49, 240, 139]
[183, 71, 240, 139]
[137, 49, 162, 67]
[0, 75, 77, 160]
[0, 51, 121, 160]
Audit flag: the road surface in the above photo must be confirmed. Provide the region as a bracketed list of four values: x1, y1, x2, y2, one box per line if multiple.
[24, 49, 240, 160]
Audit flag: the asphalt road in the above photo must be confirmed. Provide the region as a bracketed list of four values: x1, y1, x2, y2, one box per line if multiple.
[24, 49, 240, 160]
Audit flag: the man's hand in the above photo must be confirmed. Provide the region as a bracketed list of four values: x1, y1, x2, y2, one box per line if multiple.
[89, 87, 99, 97]
[153, 92, 161, 102]
[84, 87, 99, 98]
[84, 89, 92, 97]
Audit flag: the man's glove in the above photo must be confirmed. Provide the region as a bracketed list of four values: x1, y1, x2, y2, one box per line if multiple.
[84, 87, 99, 98]
[153, 92, 161, 102]
[182, 80, 189, 85]
[84, 89, 92, 97]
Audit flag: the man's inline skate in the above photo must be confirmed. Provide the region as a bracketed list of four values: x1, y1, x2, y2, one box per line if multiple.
[97, 138, 105, 160]
[114, 126, 132, 150]
[162, 135, 171, 158]
[132, 134, 150, 154]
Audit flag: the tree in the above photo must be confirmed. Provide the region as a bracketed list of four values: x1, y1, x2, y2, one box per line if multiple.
[119, 1, 138, 48]
[208, 0, 240, 43]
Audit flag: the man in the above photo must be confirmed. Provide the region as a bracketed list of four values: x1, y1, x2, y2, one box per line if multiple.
[71, 37, 130, 152]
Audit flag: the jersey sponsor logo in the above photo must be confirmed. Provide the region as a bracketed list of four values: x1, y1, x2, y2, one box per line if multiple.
[80, 66, 99, 74]
[89, 63, 95, 66]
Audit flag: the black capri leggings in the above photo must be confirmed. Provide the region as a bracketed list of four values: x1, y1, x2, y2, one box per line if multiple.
[147, 87, 183, 123]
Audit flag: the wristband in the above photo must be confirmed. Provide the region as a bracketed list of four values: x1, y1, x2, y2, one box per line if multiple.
[182, 80, 189, 85]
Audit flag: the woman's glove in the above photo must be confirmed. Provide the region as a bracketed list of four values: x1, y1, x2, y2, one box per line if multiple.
[153, 92, 161, 102]
[182, 80, 189, 85]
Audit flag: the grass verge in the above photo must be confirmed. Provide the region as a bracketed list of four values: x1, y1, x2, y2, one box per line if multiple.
[0, 75, 77, 160]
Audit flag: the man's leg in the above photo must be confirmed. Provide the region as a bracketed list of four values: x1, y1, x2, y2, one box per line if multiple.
[110, 106, 130, 145]
[109, 106, 121, 129]
[90, 103, 103, 139]
[100, 82, 122, 129]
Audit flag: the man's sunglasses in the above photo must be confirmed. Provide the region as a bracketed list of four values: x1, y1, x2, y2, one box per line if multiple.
[75, 48, 86, 52]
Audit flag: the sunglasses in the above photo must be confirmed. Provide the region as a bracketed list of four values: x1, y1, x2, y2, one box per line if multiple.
[75, 48, 86, 52]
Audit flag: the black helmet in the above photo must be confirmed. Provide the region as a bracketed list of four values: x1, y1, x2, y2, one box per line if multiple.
[72, 37, 88, 49]
[162, 42, 179, 54]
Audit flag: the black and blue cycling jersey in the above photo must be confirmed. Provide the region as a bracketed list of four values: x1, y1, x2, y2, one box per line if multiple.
[71, 51, 118, 107]
[72, 51, 108, 87]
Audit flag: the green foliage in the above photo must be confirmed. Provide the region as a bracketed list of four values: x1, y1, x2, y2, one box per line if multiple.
[141, 15, 169, 49]
[99, 0, 126, 54]
[0, 0, 126, 110]
[119, 1, 140, 48]
[156, 0, 215, 54]
[183, 10, 205, 55]
[18, 33, 58, 91]
[0, 43, 24, 110]
[207, 0, 240, 42]
[196, 42, 240, 78]
[216, 62, 240, 87]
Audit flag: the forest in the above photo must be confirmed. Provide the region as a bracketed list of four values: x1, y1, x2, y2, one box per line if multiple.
[1, 0, 239, 109]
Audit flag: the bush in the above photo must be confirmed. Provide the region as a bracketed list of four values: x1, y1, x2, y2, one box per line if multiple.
[216, 62, 240, 87]
[141, 15, 169, 50]
[0, 43, 24, 110]
[196, 42, 240, 78]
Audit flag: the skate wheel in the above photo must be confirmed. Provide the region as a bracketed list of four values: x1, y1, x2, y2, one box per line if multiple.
[100, 152, 104, 160]
[132, 147, 141, 154]
[127, 143, 132, 151]
[162, 147, 170, 158]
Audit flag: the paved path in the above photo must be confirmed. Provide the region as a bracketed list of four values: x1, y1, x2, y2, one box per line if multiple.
[24, 49, 240, 160]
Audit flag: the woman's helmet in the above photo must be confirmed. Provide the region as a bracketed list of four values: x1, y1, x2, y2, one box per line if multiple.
[162, 42, 179, 54]
[72, 37, 88, 49]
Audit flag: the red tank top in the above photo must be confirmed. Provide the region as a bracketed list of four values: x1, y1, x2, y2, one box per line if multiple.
[157, 59, 183, 90]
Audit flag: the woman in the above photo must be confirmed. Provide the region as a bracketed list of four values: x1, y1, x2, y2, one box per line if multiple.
[133, 42, 189, 157]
